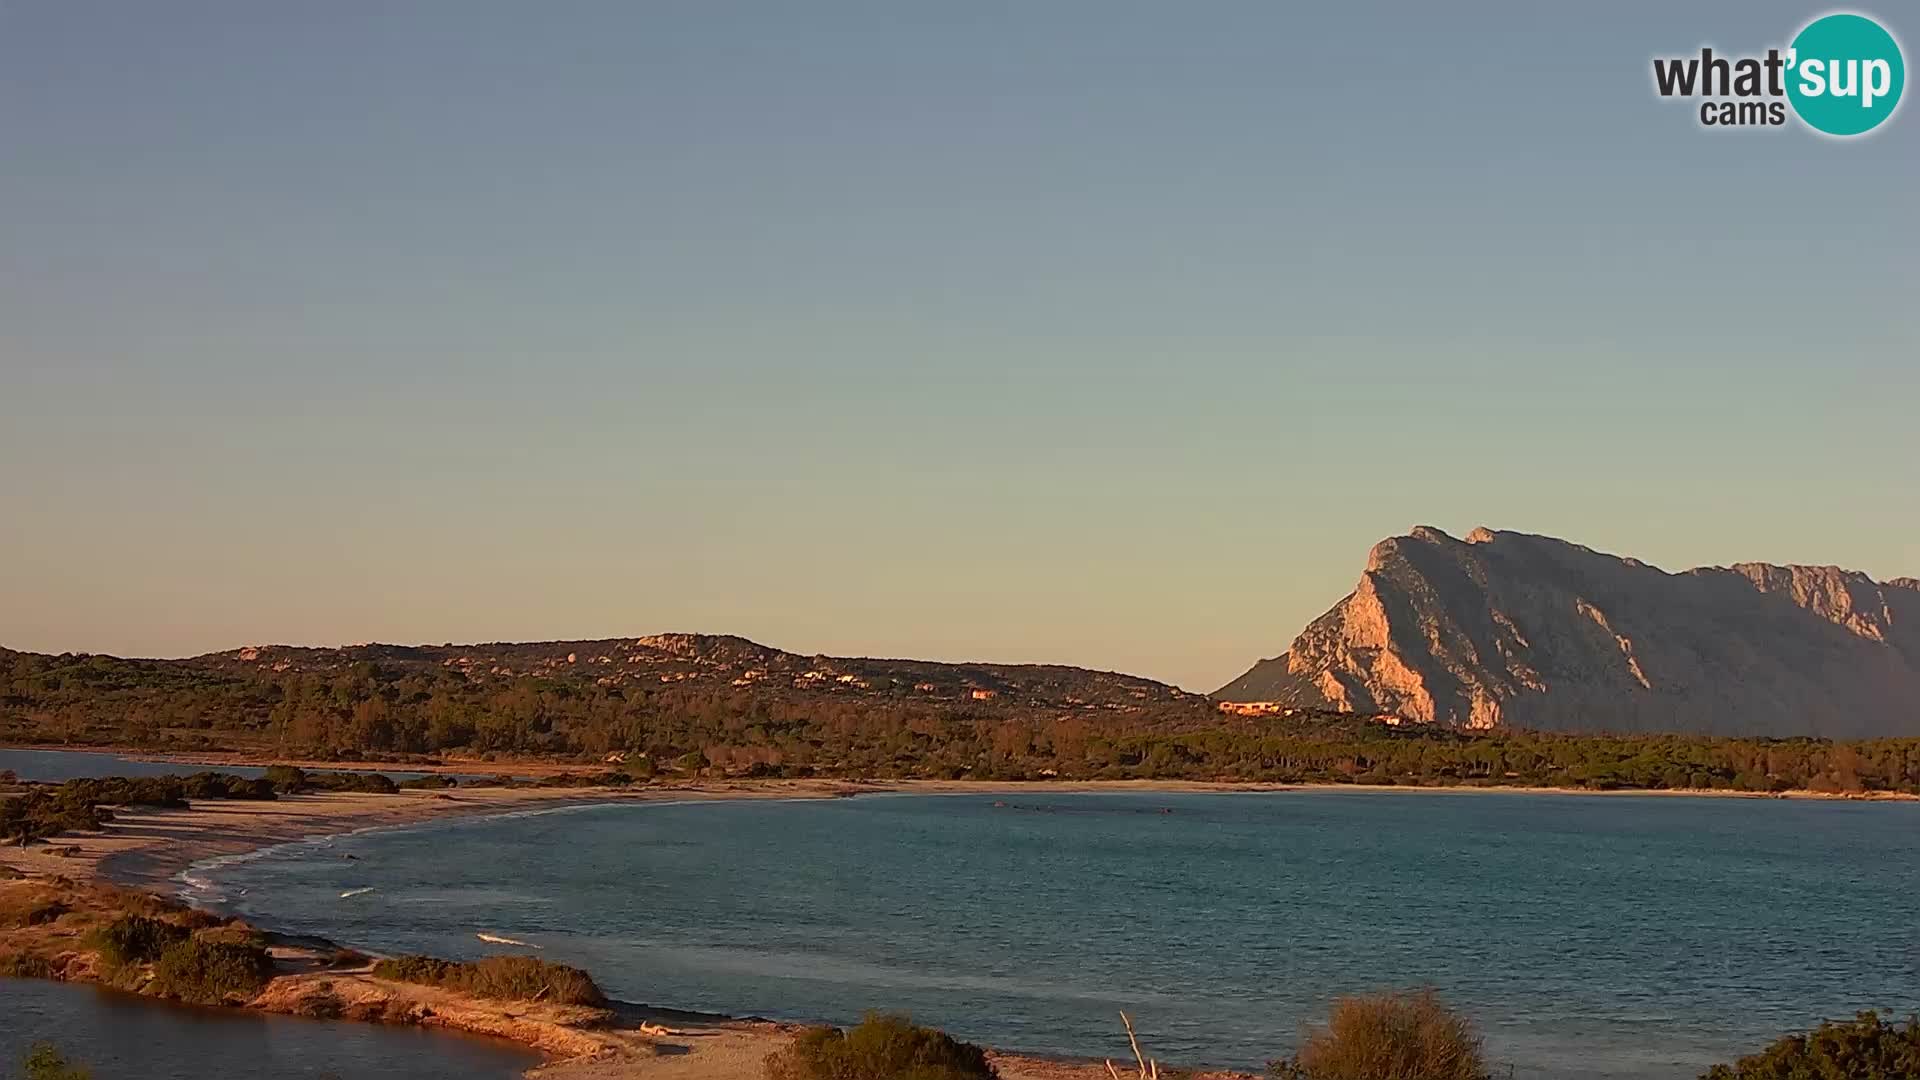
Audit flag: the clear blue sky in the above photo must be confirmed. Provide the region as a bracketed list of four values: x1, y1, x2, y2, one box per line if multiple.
[2, 2, 1914, 690]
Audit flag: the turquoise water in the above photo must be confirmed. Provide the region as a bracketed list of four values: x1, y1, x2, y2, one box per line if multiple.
[0, 978, 539, 1079]
[194, 791, 1920, 1077]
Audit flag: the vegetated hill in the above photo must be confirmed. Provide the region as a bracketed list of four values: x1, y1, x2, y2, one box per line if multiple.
[1218, 527, 1920, 738]
[9, 632, 1920, 793]
[0, 633, 1224, 764]
[192, 632, 1194, 710]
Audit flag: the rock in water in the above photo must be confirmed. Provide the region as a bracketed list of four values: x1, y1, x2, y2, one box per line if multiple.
[1217, 526, 1920, 737]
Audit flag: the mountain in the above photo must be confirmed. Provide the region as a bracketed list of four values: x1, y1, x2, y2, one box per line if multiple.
[1217, 527, 1920, 738]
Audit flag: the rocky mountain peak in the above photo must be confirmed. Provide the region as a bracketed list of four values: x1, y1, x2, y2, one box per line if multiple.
[1218, 528, 1920, 738]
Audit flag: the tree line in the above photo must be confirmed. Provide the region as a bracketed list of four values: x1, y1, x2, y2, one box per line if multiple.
[5, 649, 1919, 794]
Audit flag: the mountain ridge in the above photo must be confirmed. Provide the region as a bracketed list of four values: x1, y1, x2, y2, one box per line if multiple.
[1217, 527, 1920, 738]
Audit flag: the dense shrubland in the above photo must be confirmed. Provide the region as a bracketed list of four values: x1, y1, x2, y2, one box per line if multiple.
[1701, 1012, 1920, 1079]
[149, 936, 274, 1004]
[0, 768, 410, 844]
[4, 889, 273, 1008]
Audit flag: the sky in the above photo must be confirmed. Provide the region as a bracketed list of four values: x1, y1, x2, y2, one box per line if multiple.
[2, 2, 1915, 691]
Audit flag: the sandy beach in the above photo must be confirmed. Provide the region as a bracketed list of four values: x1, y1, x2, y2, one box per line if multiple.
[0, 780, 872, 891]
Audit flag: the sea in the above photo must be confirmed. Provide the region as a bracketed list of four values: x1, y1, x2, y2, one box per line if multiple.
[161, 788, 1920, 1078]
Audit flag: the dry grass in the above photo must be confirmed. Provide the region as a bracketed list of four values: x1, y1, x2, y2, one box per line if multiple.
[0, 883, 71, 929]
[1274, 989, 1488, 1080]
[0, 946, 57, 978]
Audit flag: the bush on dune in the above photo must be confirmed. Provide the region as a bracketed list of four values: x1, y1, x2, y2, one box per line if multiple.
[149, 938, 273, 1005]
[765, 1012, 998, 1080]
[0, 793, 106, 844]
[264, 765, 399, 795]
[1271, 989, 1490, 1080]
[371, 953, 607, 1007]
[1702, 1012, 1920, 1079]
[84, 914, 190, 969]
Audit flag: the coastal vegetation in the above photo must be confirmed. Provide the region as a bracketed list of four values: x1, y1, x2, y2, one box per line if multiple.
[82, 911, 273, 1004]
[370, 953, 608, 1007]
[84, 913, 190, 969]
[7, 642, 1920, 796]
[149, 936, 274, 1005]
[260, 765, 399, 795]
[1, 773, 284, 845]
[765, 1012, 998, 1080]
[20, 1043, 91, 1080]
[1, 770, 406, 845]
[1701, 1012, 1920, 1079]
[1270, 990, 1488, 1080]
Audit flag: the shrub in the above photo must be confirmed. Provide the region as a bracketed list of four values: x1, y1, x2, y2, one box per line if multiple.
[181, 772, 277, 801]
[398, 775, 458, 790]
[1701, 1011, 1920, 1079]
[263, 765, 308, 793]
[1, 793, 105, 844]
[21, 1042, 92, 1080]
[533, 771, 633, 789]
[192, 920, 268, 949]
[305, 771, 399, 795]
[1272, 989, 1489, 1080]
[372, 953, 607, 1007]
[0, 948, 56, 979]
[327, 947, 372, 969]
[150, 938, 273, 1005]
[765, 1012, 998, 1080]
[85, 914, 190, 969]
[372, 954, 456, 984]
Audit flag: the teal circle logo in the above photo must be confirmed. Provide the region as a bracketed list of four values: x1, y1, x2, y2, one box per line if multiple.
[1786, 13, 1905, 136]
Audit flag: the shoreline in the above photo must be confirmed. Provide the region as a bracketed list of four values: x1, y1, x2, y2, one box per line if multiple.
[5, 772, 1913, 1078]
[8, 745, 1916, 807]
[0, 780, 1259, 1079]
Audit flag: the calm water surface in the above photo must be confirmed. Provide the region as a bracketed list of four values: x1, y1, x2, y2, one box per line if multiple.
[189, 791, 1919, 1077]
[0, 978, 538, 1079]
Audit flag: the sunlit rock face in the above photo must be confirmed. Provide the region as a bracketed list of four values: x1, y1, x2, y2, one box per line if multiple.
[1218, 527, 1920, 738]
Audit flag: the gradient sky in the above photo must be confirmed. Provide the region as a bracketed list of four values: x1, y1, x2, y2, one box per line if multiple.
[3, 2, 1915, 691]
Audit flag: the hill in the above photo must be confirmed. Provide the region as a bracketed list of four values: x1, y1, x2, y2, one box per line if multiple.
[7, 629, 1920, 793]
[0, 633, 1217, 769]
[1217, 527, 1920, 738]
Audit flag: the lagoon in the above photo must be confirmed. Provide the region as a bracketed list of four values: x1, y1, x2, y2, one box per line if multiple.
[0, 978, 538, 1079]
[190, 790, 1920, 1077]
